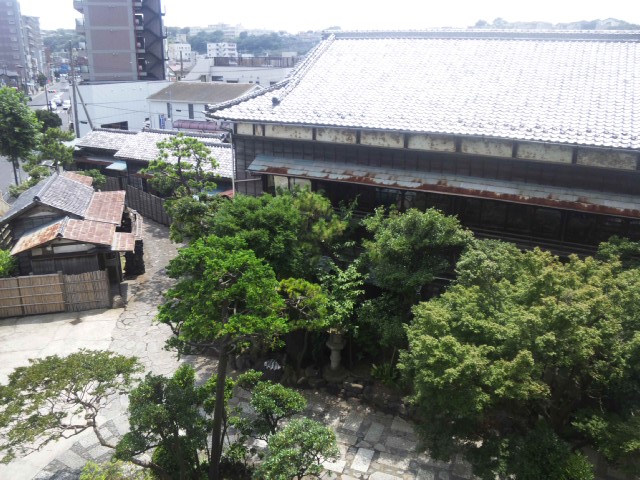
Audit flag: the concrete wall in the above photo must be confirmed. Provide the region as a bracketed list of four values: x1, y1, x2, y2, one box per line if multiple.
[75, 80, 171, 137]
[82, 0, 137, 81]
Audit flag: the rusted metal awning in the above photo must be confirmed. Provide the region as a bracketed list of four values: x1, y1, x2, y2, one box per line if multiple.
[249, 155, 640, 219]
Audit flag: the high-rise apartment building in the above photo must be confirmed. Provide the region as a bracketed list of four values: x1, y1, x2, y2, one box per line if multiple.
[22, 16, 45, 86]
[0, 0, 27, 89]
[73, 0, 166, 82]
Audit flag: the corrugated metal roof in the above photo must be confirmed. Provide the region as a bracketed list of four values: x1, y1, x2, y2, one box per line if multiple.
[249, 154, 640, 218]
[208, 29, 640, 150]
[84, 191, 126, 225]
[111, 232, 135, 252]
[11, 219, 66, 255]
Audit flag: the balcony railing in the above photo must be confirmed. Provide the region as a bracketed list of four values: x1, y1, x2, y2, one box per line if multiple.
[212, 56, 298, 68]
[73, 0, 83, 12]
[75, 18, 85, 33]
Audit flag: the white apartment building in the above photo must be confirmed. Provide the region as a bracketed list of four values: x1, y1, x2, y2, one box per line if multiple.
[206, 42, 238, 58]
[167, 43, 193, 63]
[189, 23, 244, 39]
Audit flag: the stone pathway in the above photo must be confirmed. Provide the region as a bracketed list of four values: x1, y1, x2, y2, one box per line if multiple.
[25, 218, 474, 480]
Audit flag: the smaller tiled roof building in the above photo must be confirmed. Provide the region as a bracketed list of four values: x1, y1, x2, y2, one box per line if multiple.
[207, 29, 640, 254]
[74, 129, 235, 188]
[0, 172, 137, 278]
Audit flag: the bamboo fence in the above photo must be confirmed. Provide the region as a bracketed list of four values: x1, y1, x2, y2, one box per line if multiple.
[0, 270, 111, 318]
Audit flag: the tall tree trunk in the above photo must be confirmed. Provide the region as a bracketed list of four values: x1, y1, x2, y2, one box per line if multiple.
[11, 157, 19, 185]
[209, 338, 230, 480]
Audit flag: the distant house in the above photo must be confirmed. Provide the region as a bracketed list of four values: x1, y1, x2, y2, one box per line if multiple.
[147, 82, 261, 131]
[0, 171, 139, 281]
[206, 29, 640, 255]
[183, 55, 297, 86]
[74, 128, 235, 193]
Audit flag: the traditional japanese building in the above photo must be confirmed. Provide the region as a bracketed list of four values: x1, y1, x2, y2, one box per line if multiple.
[206, 30, 640, 255]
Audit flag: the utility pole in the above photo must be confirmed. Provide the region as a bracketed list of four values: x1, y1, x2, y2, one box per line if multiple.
[69, 42, 81, 138]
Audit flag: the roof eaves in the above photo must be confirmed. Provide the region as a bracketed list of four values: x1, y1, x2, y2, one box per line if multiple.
[0, 174, 58, 225]
[206, 83, 287, 116]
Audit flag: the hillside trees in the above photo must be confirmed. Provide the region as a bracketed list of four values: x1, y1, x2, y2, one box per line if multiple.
[399, 239, 640, 479]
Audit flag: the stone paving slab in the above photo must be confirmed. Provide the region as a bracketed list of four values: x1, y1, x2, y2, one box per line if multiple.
[352, 448, 375, 472]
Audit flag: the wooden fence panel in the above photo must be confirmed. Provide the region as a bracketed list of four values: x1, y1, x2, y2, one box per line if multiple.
[125, 185, 171, 225]
[18, 273, 66, 316]
[104, 176, 125, 192]
[0, 277, 24, 317]
[0, 271, 111, 318]
[63, 270, 111, 312]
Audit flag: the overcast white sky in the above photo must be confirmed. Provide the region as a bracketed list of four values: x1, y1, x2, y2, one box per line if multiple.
[19, 0, 640, 32]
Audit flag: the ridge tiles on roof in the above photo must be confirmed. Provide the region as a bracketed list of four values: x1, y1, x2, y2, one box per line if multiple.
[206, 29, 640, 150]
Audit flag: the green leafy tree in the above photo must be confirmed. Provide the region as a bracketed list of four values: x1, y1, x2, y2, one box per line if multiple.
[204, 190, 348, 279]
[233, 372, 307, 441]
[36, 72, 47, 88]
[10, 127, 75, 197]
[77, 168, 107, 190]
[318, 260, 364, 333]
[254, 418, 339, 480]
[362, 207, 472, 297]
[358, 207, 472, 362]
[80, 460, 153, 480]
[142, 134, 219, 198]
[0, 350, 143, 465]
[157, 235, 293, 480]
[164, 194, 225, 243]
[399, 240, 640, 479]
[115, 363, 222, 479]
[0, 250, 16, 277]
[35, 109, 62, 131]
[0, 86, 41, 185]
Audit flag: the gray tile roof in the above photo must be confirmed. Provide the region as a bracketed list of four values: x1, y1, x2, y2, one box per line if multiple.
[147, 82, 260, 104]
[207, 30, 640, 150]
[37, 175, 94, 217]
[75, 129, 137, 152]
[113, 131, 234, 179]
[0, 173, 95, 225]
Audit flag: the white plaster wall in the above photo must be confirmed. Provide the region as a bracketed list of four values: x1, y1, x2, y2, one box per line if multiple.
[577, 149, 638, 170]
[76, 80, 171, 137]
[516, 142, 573, 163]
[360, 131, 404, 149]
[461, 138, 513, 157]
[236, 123, 254, 135]
[264, 125, 313, 140]
[407, 134, 455, 152]
[316, 128, 357, 144]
